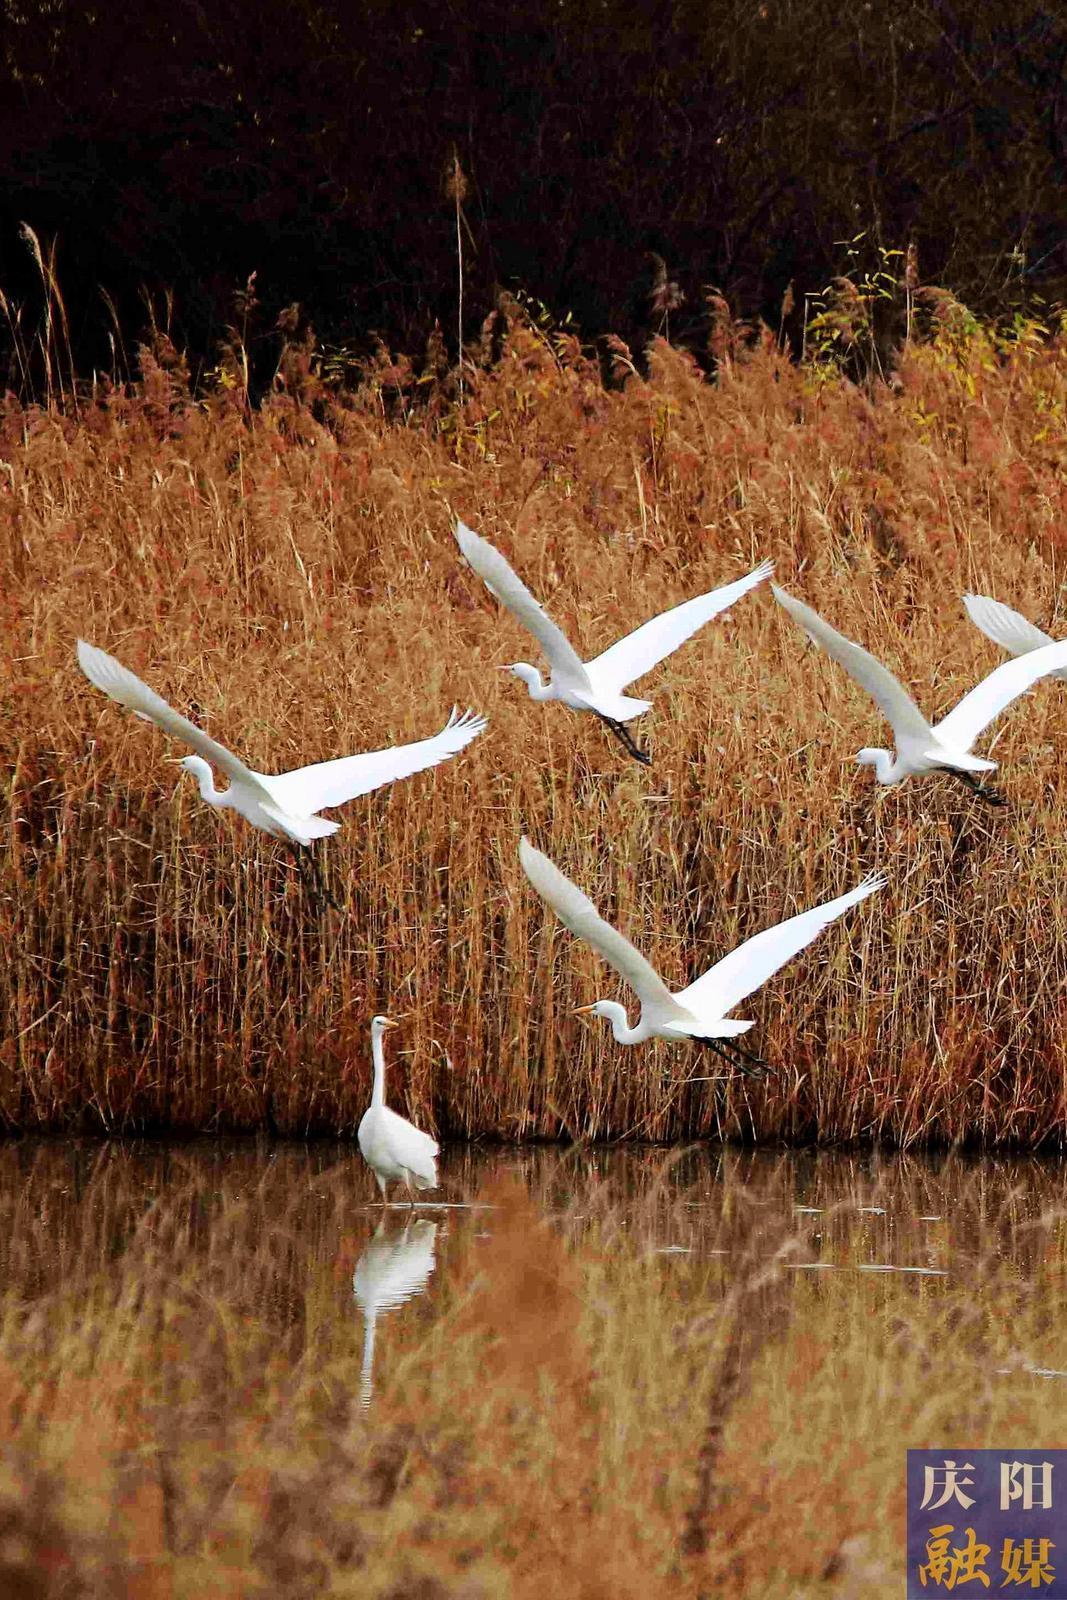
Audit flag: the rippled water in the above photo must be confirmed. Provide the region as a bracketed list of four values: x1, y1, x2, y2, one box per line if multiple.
[3, 1137, 1067, 1591]
[2, 1136, 1065, 1410]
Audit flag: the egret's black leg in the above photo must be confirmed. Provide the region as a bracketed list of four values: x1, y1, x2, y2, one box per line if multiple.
[724, 1037, 773, 1076]
[696, 1036, 771, 1080]
[950, 769, 1007, 808]
[595, 712, 652, 767]
[305, 844, 342, 912]
[286, 843, 341, 914]
[287, 843, 321, 912]
[694, 1036, 763, 1080]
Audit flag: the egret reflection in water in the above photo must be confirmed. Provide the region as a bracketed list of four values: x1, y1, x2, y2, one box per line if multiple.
[353, 1217, 438, 1407]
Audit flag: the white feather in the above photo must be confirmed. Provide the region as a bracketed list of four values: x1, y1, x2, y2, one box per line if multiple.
[963, 593, 1067, 682]
[520, 836, 881, 1049]
[586, 558, 775, 692]
[771, 586, 931, 744]
[265, 708, 487, 813]
[679, 874, 886, 1019]
[454, 520, 592, 691]
[78, 639, 487, 851]
[518, 837, 676, 1017]
[457, 519, 772, 736]
[77, 639, 261, 789]
[934, 641, 1067, 749]
[773, 584, 1067, 789]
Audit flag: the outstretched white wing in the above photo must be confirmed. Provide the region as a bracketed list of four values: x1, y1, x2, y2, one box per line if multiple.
[77, 639, 257, 786]
[265, 709, 487, 814]
[933, 640, 1067, 751]
[678, 874, 885, 1023]
[588, 559, 774, 692]
[519, 837, 677, 1015]
[455, 520, 592, 689]
[963, 594, 1067, 681]
[772, 586, 932, 744]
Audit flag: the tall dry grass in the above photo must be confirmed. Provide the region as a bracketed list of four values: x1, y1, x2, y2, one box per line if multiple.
[0, 1141, 1063, 1596]
[3, 305, 1067, 1142]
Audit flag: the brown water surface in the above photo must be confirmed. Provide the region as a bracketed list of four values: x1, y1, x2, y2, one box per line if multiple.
[1, 1139, 1066, 1593]
[0, 1139, 1055, 1283]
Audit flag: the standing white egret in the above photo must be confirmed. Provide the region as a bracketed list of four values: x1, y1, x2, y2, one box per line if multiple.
[455, 519, 772, 765]
[358, 1015, 439, 1203]
[519, 837, 883, 1075]
[353, 1217, 438, 1408]
[77, 639, 487, 903]
[963, 593, 1067, 682]
[772, 586, 1067, 804]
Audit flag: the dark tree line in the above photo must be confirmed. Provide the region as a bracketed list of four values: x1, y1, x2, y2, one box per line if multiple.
[0, 0, 1064, 386]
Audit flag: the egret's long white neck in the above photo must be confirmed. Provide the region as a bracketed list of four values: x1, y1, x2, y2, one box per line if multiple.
[597, 1001, 651, 1045]
[511, 663, 554, 702]
[371, 1027, 387, 1109]
[185, 758, 232, 809]
[857, 747, 905, 786]
[199, 772, 226, 806]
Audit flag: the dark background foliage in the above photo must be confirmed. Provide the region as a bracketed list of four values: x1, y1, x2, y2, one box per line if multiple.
[1, 0, 1065, 381]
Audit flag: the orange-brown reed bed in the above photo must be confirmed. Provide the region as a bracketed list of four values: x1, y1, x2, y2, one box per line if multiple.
[3, 306, 1067, 1144]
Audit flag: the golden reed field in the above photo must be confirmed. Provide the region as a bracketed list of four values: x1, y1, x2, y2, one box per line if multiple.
[4, 300, 1067, 1145]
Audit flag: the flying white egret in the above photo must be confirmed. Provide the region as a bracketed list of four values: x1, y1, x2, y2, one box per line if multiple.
[455, 519, 772, 765]
[358, 1015, 440, 1203]
[353, 1217, 438, 1408]
[76, 639, 487, 903]
[519, 837, 883, 1075]
[772, 585, 1067, 804]
[963, 593, 1067, 682]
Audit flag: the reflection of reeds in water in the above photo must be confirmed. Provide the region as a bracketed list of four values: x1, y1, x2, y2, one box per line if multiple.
[0, 1143, 1063, 1589]
[4, 321, 1067, 1144]
[679, 1215, 797, 1561]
